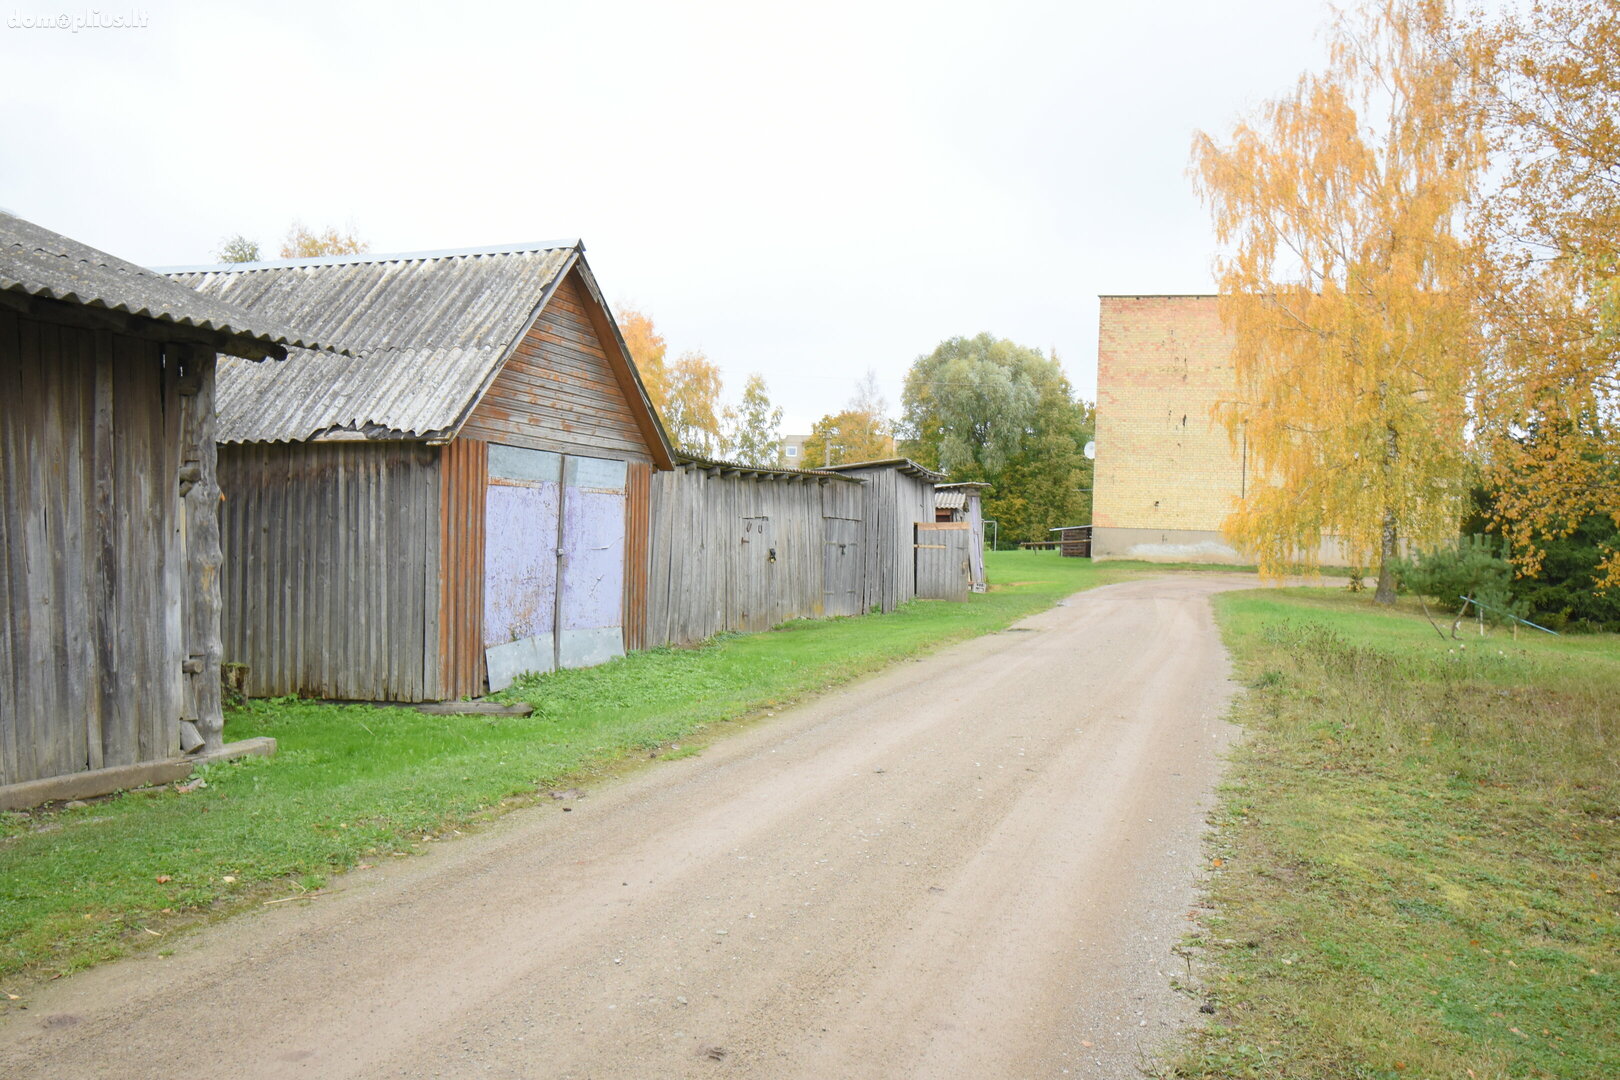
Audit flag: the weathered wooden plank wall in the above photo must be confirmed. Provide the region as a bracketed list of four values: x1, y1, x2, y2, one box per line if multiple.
[915, 522, 973, 601]
[821, 481, 864, 617]
[176, 346, 226, 751]
[841, 466, 936, 613]
[645, 465, 866, 646]
[1, 315, 181, 785]
[219, 441, 441, 702]
[965, 494, 987, 587]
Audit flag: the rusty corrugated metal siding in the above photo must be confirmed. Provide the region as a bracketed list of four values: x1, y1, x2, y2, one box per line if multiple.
[623, 461, 652, 652]
[438, 438, 488, 698]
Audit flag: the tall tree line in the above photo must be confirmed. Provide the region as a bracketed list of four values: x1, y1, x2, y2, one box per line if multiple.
[898, 333, 1094, 546]
[616, 305, 784, 467]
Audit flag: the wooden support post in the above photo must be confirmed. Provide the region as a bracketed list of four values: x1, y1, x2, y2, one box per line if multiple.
[175, 345, 225, 753]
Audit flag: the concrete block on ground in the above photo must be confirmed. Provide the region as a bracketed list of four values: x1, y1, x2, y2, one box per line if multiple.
[0, 759, 195, 811]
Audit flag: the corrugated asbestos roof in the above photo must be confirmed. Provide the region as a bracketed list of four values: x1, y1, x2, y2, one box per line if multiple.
[166, 242, 580, 442]
[818, 458, 949, 483]
[674, 451, 864, 483]
[0, 212, 331, 360]
[934, 489, 966, 511]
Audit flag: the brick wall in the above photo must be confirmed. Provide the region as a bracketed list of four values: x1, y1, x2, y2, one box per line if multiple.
[1093, 296, 1245, 536]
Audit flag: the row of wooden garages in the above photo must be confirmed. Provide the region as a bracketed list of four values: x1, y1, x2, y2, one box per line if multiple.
[1, 215, 984, 801]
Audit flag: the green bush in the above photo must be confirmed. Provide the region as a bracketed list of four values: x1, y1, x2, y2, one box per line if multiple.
[1510, 514, 1620, 632]
[1393, 535, 1526, 631]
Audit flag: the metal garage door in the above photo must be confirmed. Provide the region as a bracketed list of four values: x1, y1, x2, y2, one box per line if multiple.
[482, 445, 626, 691]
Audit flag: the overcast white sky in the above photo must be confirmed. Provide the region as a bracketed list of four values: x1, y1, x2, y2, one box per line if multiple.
[2, 0, 1330, 432]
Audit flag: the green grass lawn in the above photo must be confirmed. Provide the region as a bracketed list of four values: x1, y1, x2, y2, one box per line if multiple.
[0, 550, 1135, 991]
[1171, 589, 1620, 1080]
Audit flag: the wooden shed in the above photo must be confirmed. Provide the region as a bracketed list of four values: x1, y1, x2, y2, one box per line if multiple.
[1051, 525, 1093, 558]
[933, 481, 990, 591]
[1, 212, 331, 803]
[817, 459, 945, 612]
[644, 453, 866, 645]
[166, 242, 674, 701]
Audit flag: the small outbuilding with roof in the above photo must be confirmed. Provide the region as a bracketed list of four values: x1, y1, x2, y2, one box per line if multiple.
[1, 212, 331, 805]
[167, 241, 674, 701]
[816, 458, 947, 611]
[933, 481, 990, 590]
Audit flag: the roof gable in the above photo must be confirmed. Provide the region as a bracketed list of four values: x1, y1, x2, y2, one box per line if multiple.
[170, 244, 579, 442]
[458, 270, 670, 465]
[168, 242, 671, 465]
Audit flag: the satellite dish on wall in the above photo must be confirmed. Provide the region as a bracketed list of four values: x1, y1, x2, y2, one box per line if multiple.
[1083, 441, 1096, 460]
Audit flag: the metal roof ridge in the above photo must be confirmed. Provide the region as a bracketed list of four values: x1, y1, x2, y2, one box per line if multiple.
[158, 239, 583, 275]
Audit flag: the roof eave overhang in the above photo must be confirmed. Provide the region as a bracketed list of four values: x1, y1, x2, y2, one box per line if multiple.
[0, 286, 289, 360]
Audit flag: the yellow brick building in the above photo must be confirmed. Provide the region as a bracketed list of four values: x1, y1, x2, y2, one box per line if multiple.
[1092, 295, 1351, 565]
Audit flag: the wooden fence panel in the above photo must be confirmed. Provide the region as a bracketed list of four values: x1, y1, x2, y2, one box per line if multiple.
[915, 522, 973, 601]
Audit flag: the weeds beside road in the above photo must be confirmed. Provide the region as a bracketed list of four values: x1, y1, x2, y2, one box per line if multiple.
[0, 551, 1133, 989]
[1174, 589, 1620, 1080]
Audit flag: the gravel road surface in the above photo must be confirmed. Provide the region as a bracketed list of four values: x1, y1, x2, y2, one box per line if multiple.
[0, 574, 1246, 1079]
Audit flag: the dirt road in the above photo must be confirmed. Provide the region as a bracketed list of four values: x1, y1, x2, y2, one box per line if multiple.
[0, 574, 1245, 1079]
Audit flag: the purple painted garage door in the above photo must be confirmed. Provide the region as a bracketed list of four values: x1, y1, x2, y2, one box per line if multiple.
[483, 445, 627, 690]
[558, 455, 627, 670]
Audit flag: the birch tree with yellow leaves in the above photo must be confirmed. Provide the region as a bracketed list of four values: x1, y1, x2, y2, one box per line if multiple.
[617, 304, 671, 416]
[1463, 0, 1620, 589]
[1192, 0, 1486, 602]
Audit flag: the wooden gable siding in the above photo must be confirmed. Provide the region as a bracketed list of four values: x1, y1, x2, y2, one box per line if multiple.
[460, 271, 653, 463]
[1, 313, 182, 785]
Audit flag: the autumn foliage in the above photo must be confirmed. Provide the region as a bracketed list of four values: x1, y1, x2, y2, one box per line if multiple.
[278, 221, 369, 259]
[1462, 0, 1620, 588]
[803, 372, 895, 468]
[615, 305, 784, 463]
[1193, 0, 1620, 599]
[617, 305, 670, 417]
[1193, 0, 1485, 601]
[661, 352, 725, 458]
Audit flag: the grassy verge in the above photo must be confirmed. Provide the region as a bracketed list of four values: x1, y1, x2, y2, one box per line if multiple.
[1172, 588, 1620, 1079]
[0, 550, 1136, 991]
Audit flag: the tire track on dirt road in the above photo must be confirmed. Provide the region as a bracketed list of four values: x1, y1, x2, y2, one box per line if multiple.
[0, 574, 1250, 1079]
